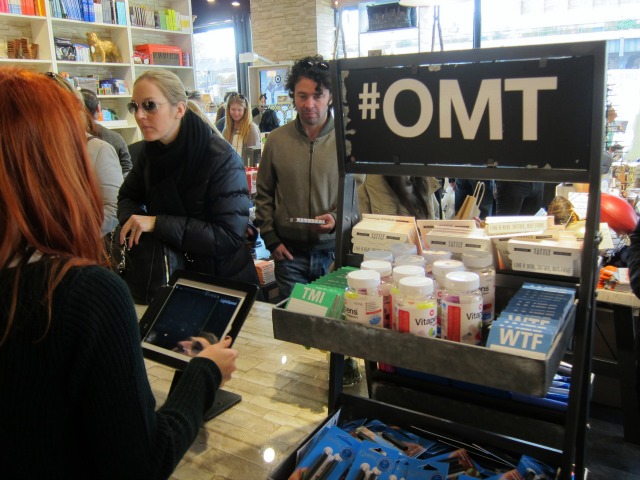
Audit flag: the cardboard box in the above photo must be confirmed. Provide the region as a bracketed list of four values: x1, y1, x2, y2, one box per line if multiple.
[424, 230, 492, 256]
[507, 239, 582, 277]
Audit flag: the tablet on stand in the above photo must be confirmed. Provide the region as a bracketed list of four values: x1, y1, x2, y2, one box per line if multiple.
[138, 271, 259, 420]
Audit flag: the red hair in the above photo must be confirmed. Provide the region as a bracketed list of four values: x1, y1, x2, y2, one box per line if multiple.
[0, 68, 107, 344]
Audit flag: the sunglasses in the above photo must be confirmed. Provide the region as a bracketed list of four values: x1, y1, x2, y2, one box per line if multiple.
[301, 60, 329, 71]
[127, 100, 167, 114]
[228, 93, 247, 101]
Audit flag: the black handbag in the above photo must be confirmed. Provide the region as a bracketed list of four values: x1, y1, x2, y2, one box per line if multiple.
[108, 226, 187, 304]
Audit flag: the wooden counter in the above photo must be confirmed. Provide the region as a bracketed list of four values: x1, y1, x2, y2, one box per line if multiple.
[141, 301, 332, 479]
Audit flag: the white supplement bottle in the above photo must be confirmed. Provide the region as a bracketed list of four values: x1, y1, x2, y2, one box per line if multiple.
[432, 259, 465, 337]
[441, 271, 483, 345]
[363, 250, 394, 263]
[344, 269, 383, 327]
[394, 254, 426, 270]
[390, 242, 417, 259]
[462, 252, 496, 333]
[422, 250, 452, 277]
[390, 264, 426, 331]
[360, 260, 393, 329]
[396, 277, 437, 337]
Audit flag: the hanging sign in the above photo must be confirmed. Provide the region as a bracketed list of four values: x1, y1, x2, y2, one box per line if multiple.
[339, 55, 596, 170]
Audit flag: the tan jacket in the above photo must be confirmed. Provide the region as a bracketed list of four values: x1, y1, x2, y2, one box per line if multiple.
[358, 175, 441, 219]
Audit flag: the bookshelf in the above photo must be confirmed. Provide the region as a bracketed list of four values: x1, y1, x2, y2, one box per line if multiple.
[0, 0, 195, 144]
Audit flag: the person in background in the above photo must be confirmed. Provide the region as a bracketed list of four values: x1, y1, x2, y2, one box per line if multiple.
[259, 108, 281, 133]
[455, 179, 495, 219]
[494, 181, 544, 215]
[80, 88, 133, 176]
[359, 176, 441, 219]
[255, 55, 362, 385]
[0, 66, 239, 479]
[45, 72, 122, 236]
[255, 55, 340, 299]
[117, 69, 260, 295]
[252, 93, 268, 125]
[215, 90, 237, 132]
[221, 92, 261, 156]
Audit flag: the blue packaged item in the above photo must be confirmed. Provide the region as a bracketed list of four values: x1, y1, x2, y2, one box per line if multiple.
[294, 425, 359, 480]
[344, 440, 401, 480]
[363, 420, 438, 458]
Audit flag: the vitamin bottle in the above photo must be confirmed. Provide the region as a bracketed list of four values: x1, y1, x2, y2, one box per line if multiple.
[390, 242, 417, 259]
[432, 259, 464, 337]
[441, 271, 483, 345]
[344, 270, 383, 327]
[396, 277, 437, 337]
[360, 260, 393, 329]
[462, 252, 496, 334]
[363, 250, 393, 263]
[421, 250, 452, 278]
[390, 264, 425, 331]
[394, 254, 426, 270]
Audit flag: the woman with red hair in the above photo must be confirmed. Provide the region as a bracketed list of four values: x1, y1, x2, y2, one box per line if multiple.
[0, 67, 238, 479]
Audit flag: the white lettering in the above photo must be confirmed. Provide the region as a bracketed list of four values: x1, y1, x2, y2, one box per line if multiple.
[383, 79, 433, 138]
[504, 77, 558, 140]
[440, 79, 503, 140]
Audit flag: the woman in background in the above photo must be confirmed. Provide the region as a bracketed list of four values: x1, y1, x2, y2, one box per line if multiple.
[259, 108, 281, 133]
[45, 71, 123, 236]
[358, 175, 442, 219]
[222, 92, 261, 156]
[118, 69, 259, 302]
[0, 67, 238, 479]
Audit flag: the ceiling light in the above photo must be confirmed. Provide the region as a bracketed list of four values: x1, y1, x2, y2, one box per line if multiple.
[231, 1, 240, 6]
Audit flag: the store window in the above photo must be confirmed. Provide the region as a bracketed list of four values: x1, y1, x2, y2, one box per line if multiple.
[193, 26, 237, 113]
[338, 0, 640, 158]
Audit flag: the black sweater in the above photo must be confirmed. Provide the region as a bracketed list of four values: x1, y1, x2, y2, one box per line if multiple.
[0, 262, 220, 479]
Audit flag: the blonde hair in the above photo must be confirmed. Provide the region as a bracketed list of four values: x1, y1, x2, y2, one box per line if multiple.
[548, 195, 580, 226]
[134, 69, 187, 107]
[222, 94, 252, 143]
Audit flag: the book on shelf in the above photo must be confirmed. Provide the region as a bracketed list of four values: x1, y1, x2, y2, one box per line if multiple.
[285, 283, 345, 320]
[486, 320, 558, 359]
[484, 215, 550, 235]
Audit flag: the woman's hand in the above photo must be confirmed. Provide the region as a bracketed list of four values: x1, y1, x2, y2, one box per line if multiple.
[197, 336, 238, 387]
[120, 215, 157, 248]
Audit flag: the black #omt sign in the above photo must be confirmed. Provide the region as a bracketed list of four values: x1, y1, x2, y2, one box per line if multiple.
[341, 56, 595, 170]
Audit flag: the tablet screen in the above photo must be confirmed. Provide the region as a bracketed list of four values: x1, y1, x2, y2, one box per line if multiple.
[140, 276, 251, 365]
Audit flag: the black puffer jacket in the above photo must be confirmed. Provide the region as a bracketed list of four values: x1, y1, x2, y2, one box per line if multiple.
[628, 219, 640, 299]
[117, 132, 258, 285]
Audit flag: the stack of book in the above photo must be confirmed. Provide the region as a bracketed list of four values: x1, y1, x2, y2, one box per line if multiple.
[351, 214, 420, 255]
[254, 259, 275, 287]
[1, 0, 45, 14]
[486, 283, 576, 359]
[285, 266, 357, 319]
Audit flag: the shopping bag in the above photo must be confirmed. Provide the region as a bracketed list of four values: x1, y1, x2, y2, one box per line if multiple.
[454, 181, 485, 220]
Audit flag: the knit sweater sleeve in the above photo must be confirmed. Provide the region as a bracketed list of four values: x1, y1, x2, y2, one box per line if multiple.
[64, 267, 221, 479]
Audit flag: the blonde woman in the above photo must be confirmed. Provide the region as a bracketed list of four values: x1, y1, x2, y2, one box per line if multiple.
[222, 92, 260, 156]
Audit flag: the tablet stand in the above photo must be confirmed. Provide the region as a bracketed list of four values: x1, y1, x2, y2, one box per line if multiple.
[169, 370, 242, 421]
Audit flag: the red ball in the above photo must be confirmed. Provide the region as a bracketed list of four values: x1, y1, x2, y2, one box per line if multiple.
[600, 192, 639, 234]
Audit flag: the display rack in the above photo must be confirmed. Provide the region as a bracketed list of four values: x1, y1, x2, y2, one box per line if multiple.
[271, 41, 606, 480]
[0, 1, 195, 144]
